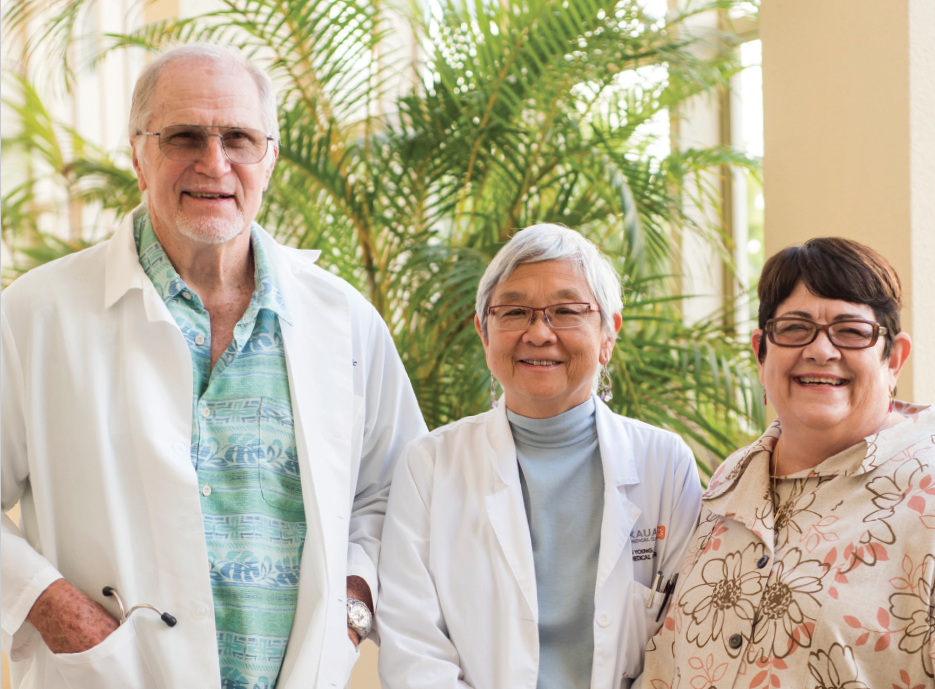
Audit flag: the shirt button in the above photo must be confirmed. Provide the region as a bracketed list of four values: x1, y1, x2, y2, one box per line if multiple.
[202, 485, 212, 497]
[597, 612, 611, 627]
[728, 633, 743, 649]
[181, 291, 193, 300]
[171, 441, 187, 455]
[194, 604, 210, 620]
[200, 406, 211, 418]
[194, 334, 206, 346]
[757, 555, 770, 569]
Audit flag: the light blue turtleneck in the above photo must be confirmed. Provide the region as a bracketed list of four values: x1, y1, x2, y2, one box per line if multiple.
[507, 397, 604, 689]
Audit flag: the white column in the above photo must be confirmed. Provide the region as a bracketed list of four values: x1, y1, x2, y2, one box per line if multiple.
[760, 0, 935, 403]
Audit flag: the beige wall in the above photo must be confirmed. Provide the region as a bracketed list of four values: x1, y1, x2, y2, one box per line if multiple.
[760, 0, 935, 403]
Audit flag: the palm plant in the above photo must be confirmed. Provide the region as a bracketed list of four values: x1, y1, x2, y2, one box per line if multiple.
[2, 0, 764, 473]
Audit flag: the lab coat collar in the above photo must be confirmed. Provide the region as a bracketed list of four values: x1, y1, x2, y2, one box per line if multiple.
[482, 395, 643, 616]
[104, 207, 150, 310]
[104, 206, 322, 325]
[485, 395, 640, 489]
[594, 396, 641, 487]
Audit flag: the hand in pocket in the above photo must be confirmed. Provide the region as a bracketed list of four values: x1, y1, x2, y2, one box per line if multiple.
[27, 579, 120, 654]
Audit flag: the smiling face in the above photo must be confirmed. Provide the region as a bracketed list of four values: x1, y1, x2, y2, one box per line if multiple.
[131, 58, 277, 245]
[474, 259, 621, 419]
[752, 281, 911, 441]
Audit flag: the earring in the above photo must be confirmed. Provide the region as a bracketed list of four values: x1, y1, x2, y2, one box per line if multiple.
[888, 386, 897, 413]
[598, 365, 613, 402]
[763, 393, 768, 407]
[489, 373, 499, 408]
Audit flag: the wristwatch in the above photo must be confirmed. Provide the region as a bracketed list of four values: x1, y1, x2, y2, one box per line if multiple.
[347, 598, 373, 640]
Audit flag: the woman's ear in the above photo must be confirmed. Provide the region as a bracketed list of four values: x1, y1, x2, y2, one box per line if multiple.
[751, 330, 766, 384]
[886, 332, 912, 389]
[474, 314, 489, 351]
[598, 313, 623, 365]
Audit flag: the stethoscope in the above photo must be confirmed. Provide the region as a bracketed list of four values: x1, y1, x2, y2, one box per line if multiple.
[103, 586, 178, 627]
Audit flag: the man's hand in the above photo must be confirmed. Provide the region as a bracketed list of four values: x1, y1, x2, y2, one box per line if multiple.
[26, 579, 120, 654]
[346, 575, 373, 650]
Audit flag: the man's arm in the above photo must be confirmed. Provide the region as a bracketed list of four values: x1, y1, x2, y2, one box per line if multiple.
[1, 309, 119, 658]
[25, 580, 118, 654]
[346, 575, 373, 647]
[345, 307, 427, 640]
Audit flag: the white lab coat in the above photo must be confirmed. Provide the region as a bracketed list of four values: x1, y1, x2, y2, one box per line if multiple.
[1, 210, 427, 689]
[376, 397, 702, 689]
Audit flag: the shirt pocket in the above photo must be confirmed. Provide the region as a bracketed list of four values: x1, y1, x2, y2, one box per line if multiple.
[257, 397, 305, 518]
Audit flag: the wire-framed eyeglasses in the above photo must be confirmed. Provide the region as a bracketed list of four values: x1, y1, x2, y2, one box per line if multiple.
[141, 124, 275, 164]
[765, 317, 888, 349]
[487, 303, 600, 330]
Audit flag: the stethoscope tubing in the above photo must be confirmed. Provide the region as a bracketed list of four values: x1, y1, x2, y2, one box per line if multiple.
[102, 586, 177, 627]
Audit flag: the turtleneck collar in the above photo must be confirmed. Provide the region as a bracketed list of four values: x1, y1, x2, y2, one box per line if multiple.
[507, 397, 597, 449]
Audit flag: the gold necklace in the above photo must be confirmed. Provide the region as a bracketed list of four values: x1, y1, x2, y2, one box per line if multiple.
[770, 443, 781, 516]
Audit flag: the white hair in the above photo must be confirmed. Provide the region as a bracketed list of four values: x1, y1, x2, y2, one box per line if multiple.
[475, 224, 624, 338]
[128, 43, 279, 154]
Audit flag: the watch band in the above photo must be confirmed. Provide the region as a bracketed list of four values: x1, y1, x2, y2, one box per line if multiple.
[347, 597, 373, 640]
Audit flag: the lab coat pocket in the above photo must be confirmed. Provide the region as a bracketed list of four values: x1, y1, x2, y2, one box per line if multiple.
[49, 617, 158, 689]
[257, 397, 305, 517]
[621, 580, 665, 679]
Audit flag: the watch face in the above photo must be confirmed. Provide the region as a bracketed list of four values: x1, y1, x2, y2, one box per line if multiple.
[349, 605, 370, 627]
[348, 599, 372, 637]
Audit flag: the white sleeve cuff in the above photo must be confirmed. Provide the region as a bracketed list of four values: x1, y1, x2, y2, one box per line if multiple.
[1, 567, 62, 659]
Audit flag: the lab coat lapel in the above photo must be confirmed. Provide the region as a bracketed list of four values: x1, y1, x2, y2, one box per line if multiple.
[594, 398, 642, 595]
[104, 208, 177, 328]
[484, 401, 539, 621]
[270, 239, 352, 581]
[105, 209, 196, 486]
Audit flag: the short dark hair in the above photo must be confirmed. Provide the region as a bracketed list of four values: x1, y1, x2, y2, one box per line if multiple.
[757, 237, 902, 361]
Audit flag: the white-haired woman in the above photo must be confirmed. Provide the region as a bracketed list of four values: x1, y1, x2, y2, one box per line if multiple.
[377, 225, 703, 689]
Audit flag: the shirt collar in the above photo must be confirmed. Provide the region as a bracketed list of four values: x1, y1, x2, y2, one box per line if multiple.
[704, 400, 935, 503]
[133, 210, 292, 325]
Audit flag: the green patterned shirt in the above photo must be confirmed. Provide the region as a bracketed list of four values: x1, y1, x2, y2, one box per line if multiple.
[135, 213, 305, 689]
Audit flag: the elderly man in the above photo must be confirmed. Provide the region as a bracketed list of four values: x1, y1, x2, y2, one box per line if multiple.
[1, 44, 426, 689]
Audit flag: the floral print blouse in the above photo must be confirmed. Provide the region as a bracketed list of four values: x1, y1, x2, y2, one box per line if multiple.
[640, 401, 935, 689]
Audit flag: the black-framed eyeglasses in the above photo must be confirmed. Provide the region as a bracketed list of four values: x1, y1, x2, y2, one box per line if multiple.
[487, 303, 600, 330]
[140, 124, 274, 164]
[765, 317, 888, 349]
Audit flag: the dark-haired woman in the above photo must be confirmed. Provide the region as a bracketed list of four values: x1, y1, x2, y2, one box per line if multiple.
[640, 237, 935, 688]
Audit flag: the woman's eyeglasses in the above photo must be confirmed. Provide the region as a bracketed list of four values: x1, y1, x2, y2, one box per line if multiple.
[487, 303, 599, 330]
[765, 317, 888, 349]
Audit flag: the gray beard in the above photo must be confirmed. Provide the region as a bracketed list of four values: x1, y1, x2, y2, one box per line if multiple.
[174, 207, 248, 245]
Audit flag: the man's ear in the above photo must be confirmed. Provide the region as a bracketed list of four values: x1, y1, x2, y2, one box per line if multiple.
[262, 144, 279, 191]
[131, 140, 148, 193]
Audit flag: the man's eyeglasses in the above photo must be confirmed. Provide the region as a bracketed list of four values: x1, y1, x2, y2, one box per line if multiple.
[765, 317, 888, 349]
[141, 124, 275, 164]
[487, 303, 599, 330]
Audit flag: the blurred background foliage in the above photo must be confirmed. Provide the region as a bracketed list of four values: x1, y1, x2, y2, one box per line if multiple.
[2, 0, 763, 475]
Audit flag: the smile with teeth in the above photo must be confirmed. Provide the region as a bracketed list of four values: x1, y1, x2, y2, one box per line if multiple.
[186, 191, 233, 199]
[796, 376, 847, 386]
[522, 359, 560, 366]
